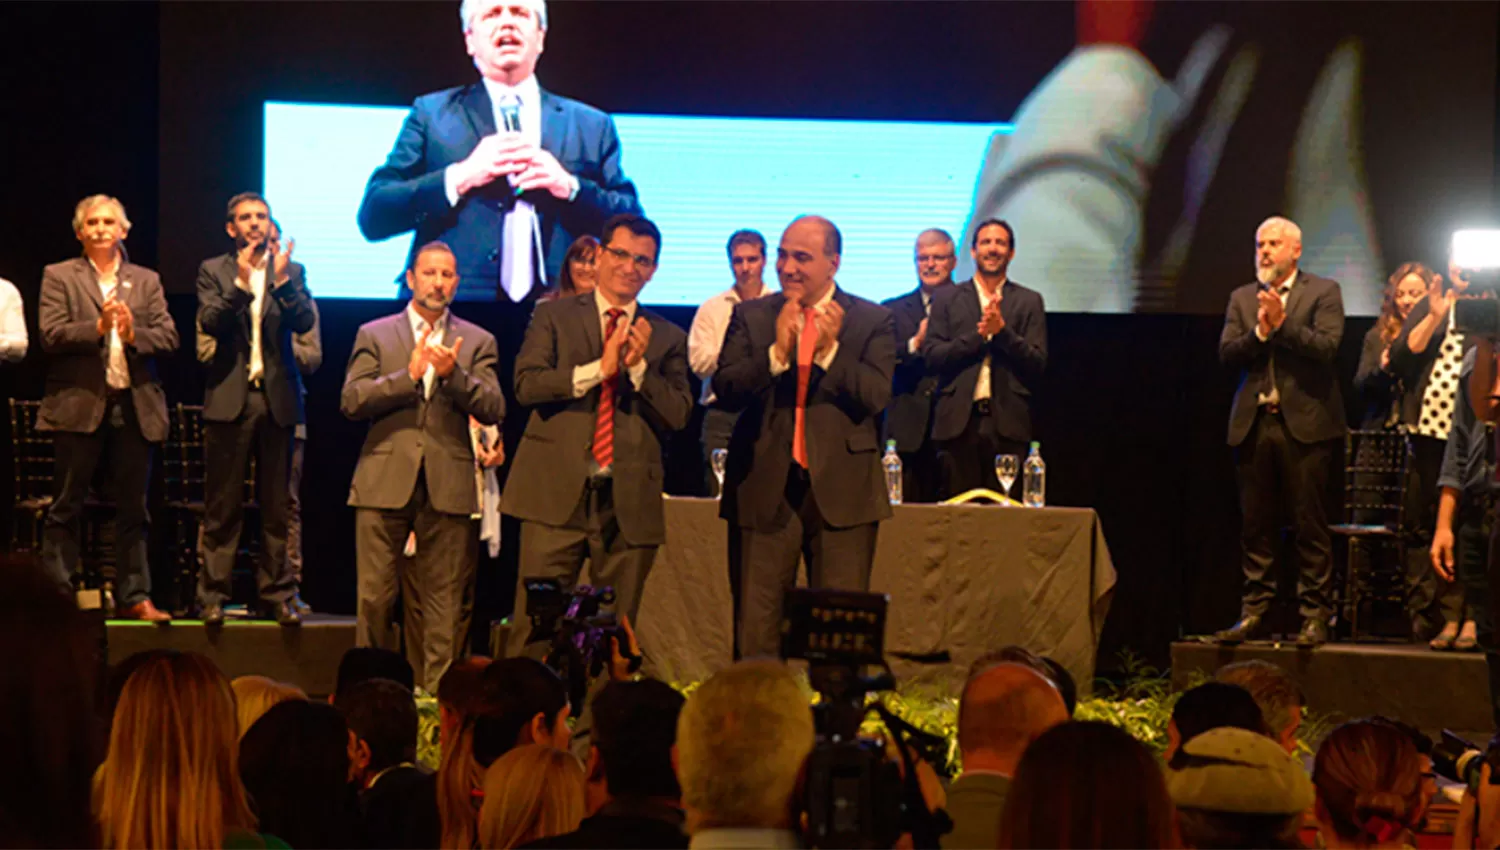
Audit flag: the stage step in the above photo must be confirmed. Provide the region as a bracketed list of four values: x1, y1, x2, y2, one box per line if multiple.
[106, 614, 356, 697]
[1171, 640, 1494, 736]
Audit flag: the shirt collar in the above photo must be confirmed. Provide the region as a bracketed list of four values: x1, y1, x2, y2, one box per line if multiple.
[794, 284, 837, 312]
[1277, 268, 1298, 293]
[726, 282, 767, 305]
[483, 74, 541, 108]
[973, 276, 1004, 306]
[87, 254, 122, 280]
[595, 290, 638, 324]
[407, 303, 450, 338]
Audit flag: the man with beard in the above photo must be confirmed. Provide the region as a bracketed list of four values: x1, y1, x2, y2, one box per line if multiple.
[923, 219, 1047, 499]
[342, 241, 505, 692]
[196, 192, 317, 626]
[714, 215, 895, 659]
[357, 0, 642, 302]
[1216, 216, 1346, 648]
[882, 228, 958, 503]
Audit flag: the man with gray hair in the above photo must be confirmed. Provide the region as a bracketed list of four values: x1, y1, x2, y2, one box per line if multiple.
[676, 660, 814, 848]
[357, 0, 643, 303]
[881, 228, 956, 503]
[1217, 215, 1346, 647]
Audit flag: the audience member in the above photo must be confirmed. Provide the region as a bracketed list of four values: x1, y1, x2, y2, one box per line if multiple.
[543, 235, 601, 300]
[232, 674, 307, 738]
[1166, 727, 1314, 849]
[1165, 682, 1268, 763]
[966, 645, 1078, 716]
[337, 646, 418, 698]
[438, 656, 494, 748]
[240, 699, 363, 849]
[0, 555, 100, 848]
[943, 662, 1069, 850]
[96, 651, 266, 849]
[1367, 717, 1436, 828]
[998, 720, 1180, 849]
[676, 661, 814, 848]
[337, 677, 440, 849]
[1311, 719, 1425, 850]
[478, 745, 587, 849]
[104, 648, 175, 724]
[1040, 656, 1079, 716]
[1216, 660, 1305, 753]
[440, 658, 571, 848]
[526, 679, 689, 849]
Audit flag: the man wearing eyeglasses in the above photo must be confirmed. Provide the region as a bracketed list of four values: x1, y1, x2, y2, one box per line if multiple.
[881, 228, 957, 503]
[504, 214, 692, 659]
[357, 0, 643, 303]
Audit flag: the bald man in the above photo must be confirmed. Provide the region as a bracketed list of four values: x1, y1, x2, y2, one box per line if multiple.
[943, 663, 1069, 850]
[881, 229, 956, 503]
[1217, 216, 1346, 647]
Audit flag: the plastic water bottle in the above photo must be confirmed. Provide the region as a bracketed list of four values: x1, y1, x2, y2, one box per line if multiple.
[883, 440, 903, 505]
[1022, 441, 1046, 507]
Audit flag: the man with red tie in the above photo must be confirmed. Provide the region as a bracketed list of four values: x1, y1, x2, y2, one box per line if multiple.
[714, 216, 897, 658]
[503, 214, 692, 658]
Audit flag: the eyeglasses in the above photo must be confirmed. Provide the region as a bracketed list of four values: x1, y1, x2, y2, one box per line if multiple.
[602, 245, 656, 273]
[917, 253, 955, 263]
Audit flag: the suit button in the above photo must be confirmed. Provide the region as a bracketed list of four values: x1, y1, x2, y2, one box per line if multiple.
[487, 250, 499, 262]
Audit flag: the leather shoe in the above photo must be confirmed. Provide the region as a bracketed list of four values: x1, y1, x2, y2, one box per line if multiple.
[1214, 614, 1264, 644]
[272, 602, 302, 627]
[121, 599, 171, 623]
[1297, 618, 1329, 648]
[201, 604, 224, 627]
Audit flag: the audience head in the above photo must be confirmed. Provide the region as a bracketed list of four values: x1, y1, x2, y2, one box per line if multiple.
[677, 660, 814, 834]
[557, 234, 600, 297]
[1255, 216, 1303, 285]
[914, 228, 957, 288]
[1167, 727, 1314, 849]
[240, 699, 360, 850]
[1166, 682, 1267, 763]
[1215, 660, 1304, 754]
[727, 228, 768, 292]
[1379, 262, 1437, 341]
[778, 215, 842, 306]
[335, 677, 418, 788]
[968, 646, 1076, 715]
[406, 240, 460, 314]
[336, 646, 416, 698]
[0, 555, 100, 848]
[73, 194, 132, 257]
[1312, 719, 1425, 849]
[998, 720, 1179, 849]
[97, 651, 256, 849]
[438, 656, 493, 747]
[478, 745, 586, 849]
[970, 218, 1016, 281]
[231, 675, 307, 738]
[590, 678, 686, 807]
[1040, 657, 1078, 716]
[957, 662, 1069, 776]
[598, 213, 662, 305]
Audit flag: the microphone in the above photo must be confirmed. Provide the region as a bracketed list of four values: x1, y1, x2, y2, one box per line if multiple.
[499, 97, 521, 134]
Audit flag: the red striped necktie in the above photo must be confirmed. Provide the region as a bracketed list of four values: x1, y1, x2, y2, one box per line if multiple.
[593, 308, 626, 469]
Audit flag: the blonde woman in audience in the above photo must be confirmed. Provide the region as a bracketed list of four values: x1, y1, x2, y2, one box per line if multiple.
[476, 745, 585, 848]
[231, 675, 307, 738]
[96, 651, 281, 848]
[1312, 719, 1425, 849]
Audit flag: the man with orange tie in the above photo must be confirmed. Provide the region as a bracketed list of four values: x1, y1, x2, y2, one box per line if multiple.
[503, 214, 692, 658]
[714, 215, 897, 659]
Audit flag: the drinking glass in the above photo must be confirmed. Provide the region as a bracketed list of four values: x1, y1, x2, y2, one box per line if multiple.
[995, 454, 1019, 502]
[711, 448, 728, 499]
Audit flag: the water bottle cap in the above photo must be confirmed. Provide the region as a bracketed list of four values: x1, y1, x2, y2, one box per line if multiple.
[1029, 441, 1040, 451]
[886, 439, 897, 451]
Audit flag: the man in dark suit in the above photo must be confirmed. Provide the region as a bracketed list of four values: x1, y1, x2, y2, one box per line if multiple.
[357, 0, 642, 303]
[37, 195, 178, 621]
[505, 214, 692, 659]
[343, 241, 505, 693]
[923, 219, 1047, 499]
[196, 192, 318, 626]
[882, 228, 958, 503]
[714, 216, 896, 659]
[1216, 216, 1346, 647]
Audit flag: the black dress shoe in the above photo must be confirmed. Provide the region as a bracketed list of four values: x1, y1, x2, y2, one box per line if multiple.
[1297, 618, 1328, 648]
[202, 604, 225, 627]
[1214, 614, 1264, 644]
[273, 601, 302, 627]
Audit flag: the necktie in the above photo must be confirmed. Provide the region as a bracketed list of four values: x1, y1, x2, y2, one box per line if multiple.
[593, 309, 626, 470]
[499, 93, 538, 303]
[793, 307, 818, 468]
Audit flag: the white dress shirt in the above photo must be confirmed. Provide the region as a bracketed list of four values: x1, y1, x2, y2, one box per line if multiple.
[572, 293, 648, 397]
[243, 261, 269, 384]
[972, 279, 1004, 402]
[406, 303, 450, 398]
[769, 285, 840, 376]
[1254, 267, 1297, 406]
[89, 257, 130, 390]
[689, 284, 763, 404]
[0, 278, 27, 363]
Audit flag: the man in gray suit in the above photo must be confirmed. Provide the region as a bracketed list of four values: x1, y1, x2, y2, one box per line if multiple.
[37, 195, 179, 621]
[505, 214, 693, 658]
[343, 240, 505, 693]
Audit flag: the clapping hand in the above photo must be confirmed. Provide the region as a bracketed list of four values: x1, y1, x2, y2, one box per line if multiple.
[774, 299, 802, 363]
[815, 301, 845, 357]
[911, 316, 929, 351]
[977, 301, 1004, 337]
[1257, 288, 1286, 332]
[624, 317, 652, 369]
[607, 613, 643, 682]
[269, 236, 296, 286]
[426, 336, 464, 379]
[408, 327, 433, 381]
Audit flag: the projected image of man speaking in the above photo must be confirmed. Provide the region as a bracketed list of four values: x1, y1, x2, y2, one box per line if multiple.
[356, 0, 643, 303]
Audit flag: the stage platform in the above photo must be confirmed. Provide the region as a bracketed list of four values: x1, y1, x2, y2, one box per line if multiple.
[106, 614, 356, 697]
[1171, 640, 1494, 736]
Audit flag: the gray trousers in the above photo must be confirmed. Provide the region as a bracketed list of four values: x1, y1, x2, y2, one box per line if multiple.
[735, 464, 879, 659]
[508, 478, 657, 659]
[355, 470, 477, 694]
[286, 435, 306, 587]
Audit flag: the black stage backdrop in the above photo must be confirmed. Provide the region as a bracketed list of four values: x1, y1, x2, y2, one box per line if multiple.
[2, 2, 1497, 674]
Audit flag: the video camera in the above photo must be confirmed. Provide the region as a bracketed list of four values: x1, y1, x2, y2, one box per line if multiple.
[1448, 230, 1500, 336]
[780, 588, 952, 849]
[1431, 729, 1500, 794]
[522, 579, 640, 709]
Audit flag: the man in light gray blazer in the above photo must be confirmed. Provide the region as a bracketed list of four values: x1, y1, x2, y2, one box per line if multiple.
[37, 195, 179, 620]
[342, 240, 504, 693]
[504, 215, 692, 659]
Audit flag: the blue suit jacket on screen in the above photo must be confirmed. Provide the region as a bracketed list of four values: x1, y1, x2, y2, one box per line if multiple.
[357, 82, 643, 301]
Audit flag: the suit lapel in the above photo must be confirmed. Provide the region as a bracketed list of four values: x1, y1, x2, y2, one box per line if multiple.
[459, 82, 497, 145]
[1284, 271, 1310, 322]
[394, 308, 416, 362]
[74, 259, 104, 310]
[539, 88, 565, 160]
[577, 292, 603, 359]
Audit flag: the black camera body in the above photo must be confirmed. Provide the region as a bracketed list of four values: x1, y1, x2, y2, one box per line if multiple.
[1431, 729, 1500, 793]
[522, 579, 636, 708]
[1450, 269, 1500, 337]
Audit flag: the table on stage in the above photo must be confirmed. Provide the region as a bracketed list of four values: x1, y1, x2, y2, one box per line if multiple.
[632, 498, 1117, 694]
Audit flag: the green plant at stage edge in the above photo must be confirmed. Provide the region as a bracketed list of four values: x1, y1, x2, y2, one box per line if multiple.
[410, 652, 1340, 772]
